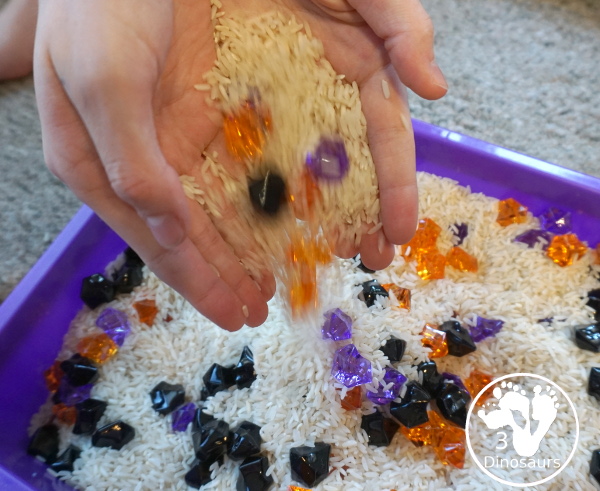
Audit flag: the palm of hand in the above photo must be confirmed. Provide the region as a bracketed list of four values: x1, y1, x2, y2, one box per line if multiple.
[156, 0, 405, 269]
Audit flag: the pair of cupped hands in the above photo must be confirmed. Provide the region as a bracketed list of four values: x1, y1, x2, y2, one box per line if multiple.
[34, 0, 447, 331]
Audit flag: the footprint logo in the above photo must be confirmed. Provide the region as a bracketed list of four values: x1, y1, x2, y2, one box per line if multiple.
[477, 382, 559, 457]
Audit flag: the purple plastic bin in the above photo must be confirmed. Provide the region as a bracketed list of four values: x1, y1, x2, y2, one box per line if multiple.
[0, 120, 598, 491]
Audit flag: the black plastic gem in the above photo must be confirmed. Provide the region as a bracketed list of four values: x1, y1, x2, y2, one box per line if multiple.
[379, 336, 407, 364]
[149, 381, 185, 415]
[73, 398, 108, 435]
[289, 442, 331, 487]
[234, 346, 257, 389]
[113, 263, 143, 294]
[353, 254, 376, 273]
[200, 387, 210, 401]
[588, 289, 600, 321]
[91, 421, 135, 450]
[416, 360, 444, 397]
[124, 247, 144, 268]
[248, 171, 286, 216]
[48, 445, 81, 474]
[439, 320, 477, 357]
[192, 408, 215, 433]
[588, 367, 600, 402]
[80, 274, 116, 310]
[192, 419, 230, 464]
[185, 460, 215, 489]
[358, 279, 389, 308]
[435, 382, 471, 428]
[202, 363, 236, 397]
[591, 448, 600, 485]
[390, 381, 431, 428]
[227, 421, 262, 461]
[575, 323, 600, 352]
[60, 354, 99, 386]
[27, 424, 59, 462]
[360, 411, 399, 447]
[237, 455, 274, 491]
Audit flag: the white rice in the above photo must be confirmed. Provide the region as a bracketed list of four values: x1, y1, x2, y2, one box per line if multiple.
[180, 6, 381, 283]
[30, 171, 600, 490]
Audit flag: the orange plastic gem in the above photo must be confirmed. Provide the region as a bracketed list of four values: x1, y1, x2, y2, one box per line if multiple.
[313, 236, 332, 265]
[416, 252, 446, 280]
[52, 403, 77, 426]
[287, 233, 331, 317]
[546, 233, 588, 267]
[496, 198, 528, 226]
[43, 361, 64, 392]
[339, 386, 362, 411]
[446, 246, 478, 273]
[433, 426, 466, 468]
[382, 284, 411, 311]
[421, 324, 448, 358]
[77, 333, 118, 364]
[288, 236, 318, 317]
[594, 243, 600, 265]
[401, 218, 441, 260]
[288, 487, 311, 491]
[400, 422, 434, 447]
[465, 369, 494, 406]
[223, 100, 270, 162]
[427, 409, 448, 430]
[134, 298, 159, 326]
[289, 170, 322, 221]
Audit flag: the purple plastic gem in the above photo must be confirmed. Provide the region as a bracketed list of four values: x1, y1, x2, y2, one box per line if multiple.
[470, 316, 504, 342]
[96, 308, 131, 346]
[441, 372, 467, 391]
[321, 308, 352, 341]
[514, 229, 553, 249]
[451, 223, 469, 246]
[331, 344, 372, 388]
[306, 137, 349, 181]
[56, 378, 94, 406]
[171, 402, 196, 432]
[366, 366, 407, 405]
[539, 207, 572, 234]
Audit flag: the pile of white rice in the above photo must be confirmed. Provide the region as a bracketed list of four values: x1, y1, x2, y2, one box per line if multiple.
[30, 4, 600, 490]
[31, 169, 600, 490]
[181, 4, 381, 282]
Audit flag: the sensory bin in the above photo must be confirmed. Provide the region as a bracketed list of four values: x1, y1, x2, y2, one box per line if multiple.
[20, 167, 600, 490]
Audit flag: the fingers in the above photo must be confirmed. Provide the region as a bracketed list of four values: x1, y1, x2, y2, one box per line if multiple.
[185, 200, 271, 327]
[348, 0, 447, 100]
[358, 229, 395, 271]
[0, 0, 37, 80]
[360, 65, 419, 249]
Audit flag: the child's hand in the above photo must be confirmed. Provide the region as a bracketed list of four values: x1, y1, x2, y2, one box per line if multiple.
[33, 0, 445, 331]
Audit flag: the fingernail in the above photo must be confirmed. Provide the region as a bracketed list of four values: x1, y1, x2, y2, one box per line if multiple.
[242, 305, 249, 318]
[147, 214, 185, 249]
[377, 231, 386, 255]
[431, 61, 448, 91]
[209, 264, 220, 278]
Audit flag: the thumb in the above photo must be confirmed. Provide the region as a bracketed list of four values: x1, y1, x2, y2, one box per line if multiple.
[71, 69, 189, 249]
